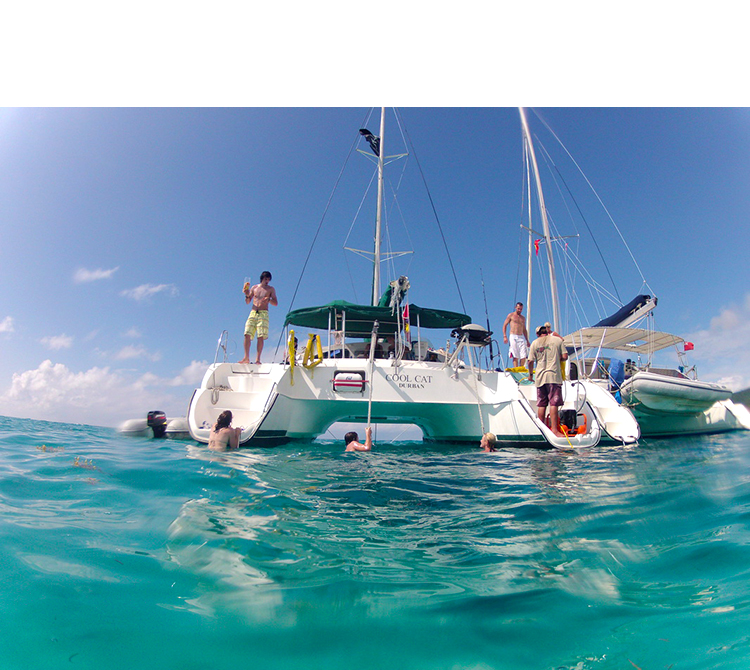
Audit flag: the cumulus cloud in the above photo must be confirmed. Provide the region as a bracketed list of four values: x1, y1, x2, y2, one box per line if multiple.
[168, 360, 210, 387]
[73, 267, 119, 283]
[120, 283, 179, 301]
[683, 292, 750, 391]
[0, 316, 14, 334]
[0, 360, 197, 427]
[123, 327, 142, 338]
[40, 334, 73, 350]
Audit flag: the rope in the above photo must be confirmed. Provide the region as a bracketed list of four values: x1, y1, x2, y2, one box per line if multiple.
[211, 385, 231, 405]
[466, 344, 486, 435]
[366, 321, 379, 429]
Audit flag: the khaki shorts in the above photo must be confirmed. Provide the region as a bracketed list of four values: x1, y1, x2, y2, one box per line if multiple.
[244, 310, 269, 340]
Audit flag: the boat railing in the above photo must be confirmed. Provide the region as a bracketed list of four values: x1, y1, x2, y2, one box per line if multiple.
[214, 330, 229, 365]
[644, 366, 690, 380]
[262, 382, 278, 414]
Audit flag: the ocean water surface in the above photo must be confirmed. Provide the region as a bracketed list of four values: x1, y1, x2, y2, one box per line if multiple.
[1, 414, 750, 669]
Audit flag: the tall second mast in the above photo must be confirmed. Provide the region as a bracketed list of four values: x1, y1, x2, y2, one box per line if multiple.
[519, 107, 561, 332]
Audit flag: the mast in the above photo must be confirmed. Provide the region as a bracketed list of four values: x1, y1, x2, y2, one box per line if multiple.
[372, 107, 386, 306]
[524, 141, 533, 330]
[519, 107, 561, 332]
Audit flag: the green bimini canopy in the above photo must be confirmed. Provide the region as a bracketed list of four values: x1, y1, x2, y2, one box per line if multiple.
[284, 300, 471, 337]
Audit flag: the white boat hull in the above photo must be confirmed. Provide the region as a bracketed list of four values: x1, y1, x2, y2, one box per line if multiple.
[625, 399, 750, 437]
[187, 360, 640, 449]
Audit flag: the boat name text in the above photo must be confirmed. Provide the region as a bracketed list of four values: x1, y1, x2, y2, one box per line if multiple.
[385, 373, 433, 389]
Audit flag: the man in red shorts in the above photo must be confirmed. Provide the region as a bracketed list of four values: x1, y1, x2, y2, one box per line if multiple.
[527, 324, 568, 437]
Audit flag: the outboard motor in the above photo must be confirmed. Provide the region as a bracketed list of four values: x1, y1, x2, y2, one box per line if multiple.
[147, 411, 168, 438]
[560, 409, 577, 432]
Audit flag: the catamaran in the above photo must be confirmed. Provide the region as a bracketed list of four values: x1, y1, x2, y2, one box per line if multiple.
[186, 108, 639, 449]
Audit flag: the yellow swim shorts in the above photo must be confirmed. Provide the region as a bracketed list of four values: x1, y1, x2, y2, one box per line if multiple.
[244, 310, 269, 340]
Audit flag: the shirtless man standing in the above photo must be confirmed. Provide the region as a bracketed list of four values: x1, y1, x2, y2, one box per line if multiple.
[239, 270, 278, 364]
[502, 302, 531, 367]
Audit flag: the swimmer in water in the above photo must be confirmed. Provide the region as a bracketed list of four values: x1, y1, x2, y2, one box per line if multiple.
[344, 426, 373, 451]
[480, 432, 497, 452]
[208, 410, 241, 452]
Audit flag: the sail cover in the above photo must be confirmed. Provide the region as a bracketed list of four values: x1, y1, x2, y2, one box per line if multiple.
[284, 300, 471, 337]
[593, 294, 655, 327]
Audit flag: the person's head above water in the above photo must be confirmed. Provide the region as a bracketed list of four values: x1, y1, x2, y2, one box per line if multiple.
[214, 410, 233, 431]
[480, 432, 497, 452]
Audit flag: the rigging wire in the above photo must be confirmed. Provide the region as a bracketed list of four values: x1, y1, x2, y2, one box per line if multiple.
[398, 109, 467, 313]
[534, 151, 621, 327]
[534, 135, 622, 304]
[345, 118, 414, 295]
[274, 110, 372, 355]
[531, 108, 655, 297]
[342, 169, 378, 250]
[343, 251, 359, 304]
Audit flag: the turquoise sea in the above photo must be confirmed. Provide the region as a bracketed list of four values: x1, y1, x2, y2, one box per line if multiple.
[2, 414, 750, 669]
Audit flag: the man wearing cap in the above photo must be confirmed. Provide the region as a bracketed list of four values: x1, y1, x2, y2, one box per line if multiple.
[527, 324, 568, 436]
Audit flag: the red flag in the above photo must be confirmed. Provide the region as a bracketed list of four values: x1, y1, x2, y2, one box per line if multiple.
[684, 342, 694, 351]
[534, 239, 540, 256]
[403, 304, 410, 333]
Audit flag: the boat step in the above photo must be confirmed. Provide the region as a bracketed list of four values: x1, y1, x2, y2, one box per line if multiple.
[208, 390, 272, 410]
[226, 375, 277, 393]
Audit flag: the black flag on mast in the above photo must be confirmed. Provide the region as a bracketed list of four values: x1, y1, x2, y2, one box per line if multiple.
[359, 128, 380, 157]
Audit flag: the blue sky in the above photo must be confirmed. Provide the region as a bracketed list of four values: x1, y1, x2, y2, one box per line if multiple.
[1, 106, 749, 426]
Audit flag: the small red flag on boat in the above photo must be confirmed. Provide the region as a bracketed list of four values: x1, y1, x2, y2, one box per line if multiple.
[403, 304, 410, 334]
[684, 342, 694, 351]
[534, 239, 540, 256]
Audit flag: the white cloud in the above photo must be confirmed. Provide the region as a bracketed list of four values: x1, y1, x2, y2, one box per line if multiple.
[684, 292, 750, 391]
[114, 345, 162, 362]
[73, 267, 119, 283]
[120, 283, 179, 301]
[168, 360, 210, 387]
[40, 334, 73, 350]
[0, 316, 14, 333]
[123, 327, 142, 338]
[0, 360, 194, 427]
